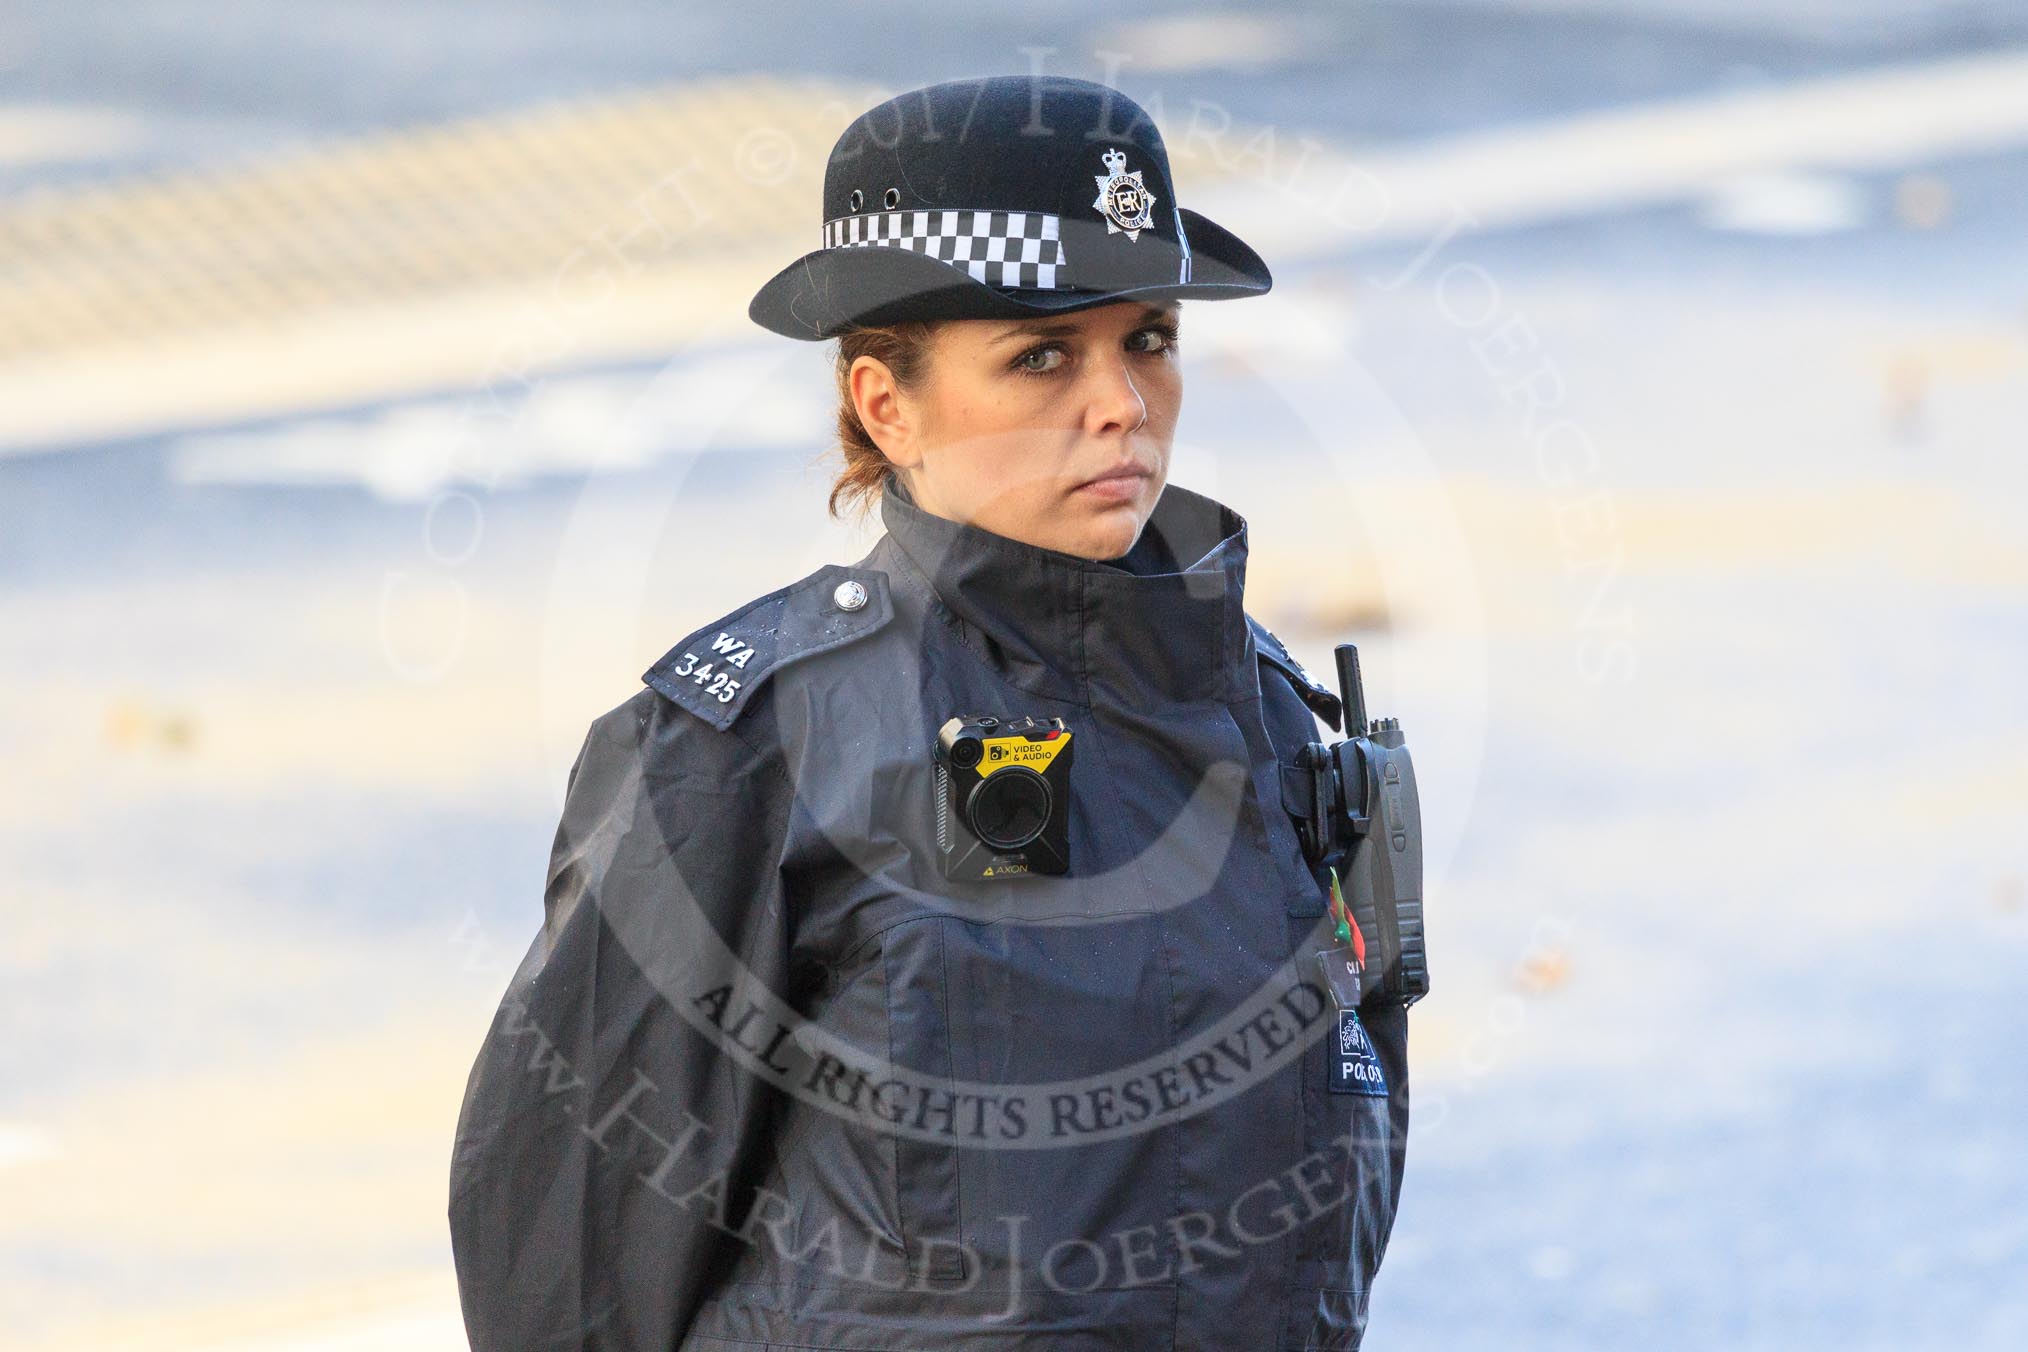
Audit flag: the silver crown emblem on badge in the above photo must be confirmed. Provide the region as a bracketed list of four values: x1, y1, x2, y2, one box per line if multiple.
[1092, 146, 1157, 242]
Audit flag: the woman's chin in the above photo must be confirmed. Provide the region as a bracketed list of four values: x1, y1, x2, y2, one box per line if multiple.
[1062, 505, 1148, 561]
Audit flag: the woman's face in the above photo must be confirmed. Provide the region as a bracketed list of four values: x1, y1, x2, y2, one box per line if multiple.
[851, 300, 1183, 560]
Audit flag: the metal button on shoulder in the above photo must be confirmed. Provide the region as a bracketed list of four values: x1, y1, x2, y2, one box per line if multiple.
[832, 579, 868, 612]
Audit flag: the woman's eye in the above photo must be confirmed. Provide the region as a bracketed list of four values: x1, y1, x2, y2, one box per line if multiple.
[1130, 324, 1180, 353]
[1017, 346, 1065, 373]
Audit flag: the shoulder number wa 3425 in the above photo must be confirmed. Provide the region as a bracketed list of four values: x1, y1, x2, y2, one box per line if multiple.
[668, 632, 756, 703]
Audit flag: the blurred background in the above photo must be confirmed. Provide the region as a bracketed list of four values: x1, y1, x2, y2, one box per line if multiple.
[3, 2, 2025, 1348]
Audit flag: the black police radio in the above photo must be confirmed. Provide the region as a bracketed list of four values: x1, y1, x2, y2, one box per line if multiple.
[1281, 646, 1430, 1008]
[933, 715, 1073, 882]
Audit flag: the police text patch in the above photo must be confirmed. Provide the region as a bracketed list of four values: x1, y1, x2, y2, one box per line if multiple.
[1328, 1009, 1389, 1097]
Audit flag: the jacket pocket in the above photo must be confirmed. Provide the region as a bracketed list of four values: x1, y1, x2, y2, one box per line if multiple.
[878, 917, 968, 1285]
[1290, 968, 1408, 1321]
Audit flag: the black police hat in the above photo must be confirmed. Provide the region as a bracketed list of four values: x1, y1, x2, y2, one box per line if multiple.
[748, 75, 1273, 341]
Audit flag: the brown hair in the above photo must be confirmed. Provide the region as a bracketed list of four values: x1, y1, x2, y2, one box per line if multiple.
[827, 320, 937, 519]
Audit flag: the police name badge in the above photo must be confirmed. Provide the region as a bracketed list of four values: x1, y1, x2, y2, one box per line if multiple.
[1315, 946, 1363, 1009]
[1092, 147, 1157, 241]
[1316, 947, 1388, 1097]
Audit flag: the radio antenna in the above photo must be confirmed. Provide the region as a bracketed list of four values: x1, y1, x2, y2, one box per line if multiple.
[1334, 644, 1368, 735]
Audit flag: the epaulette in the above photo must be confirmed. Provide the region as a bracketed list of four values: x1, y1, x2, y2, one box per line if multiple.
[1246, 614, 1343, 732]
[642, 563, 894, 731]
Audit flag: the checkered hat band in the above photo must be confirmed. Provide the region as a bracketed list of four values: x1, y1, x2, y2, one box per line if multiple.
[820, 209, 1071, 290]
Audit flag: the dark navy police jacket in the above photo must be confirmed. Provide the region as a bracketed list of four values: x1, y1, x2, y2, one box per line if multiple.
[449, 470, 1411, 1350]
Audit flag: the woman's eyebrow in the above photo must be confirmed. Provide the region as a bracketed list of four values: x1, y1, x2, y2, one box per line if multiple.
[989, 305, 1178, 345]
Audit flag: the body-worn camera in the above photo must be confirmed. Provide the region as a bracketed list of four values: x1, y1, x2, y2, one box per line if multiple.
[933, 715, 1072, 881]
[1281, 646, 1430, 1007]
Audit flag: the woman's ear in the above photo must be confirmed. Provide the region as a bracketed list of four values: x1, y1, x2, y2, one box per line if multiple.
[848, 355, 922, 471]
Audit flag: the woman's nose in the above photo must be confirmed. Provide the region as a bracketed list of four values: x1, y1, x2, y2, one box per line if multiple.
[1083, 354, 1148, 436]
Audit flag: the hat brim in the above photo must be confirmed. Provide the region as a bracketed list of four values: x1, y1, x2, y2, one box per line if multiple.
[748, 207, 1271, 342]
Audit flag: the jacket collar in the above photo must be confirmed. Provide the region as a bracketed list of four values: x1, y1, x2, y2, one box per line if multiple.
[875, 469, 1253, 707]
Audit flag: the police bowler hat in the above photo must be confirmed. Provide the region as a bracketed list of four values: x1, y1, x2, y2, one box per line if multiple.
[748, 75, 1272, 341]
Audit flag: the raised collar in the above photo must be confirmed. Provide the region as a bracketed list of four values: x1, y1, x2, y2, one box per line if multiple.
[873, 469, 1253, 708]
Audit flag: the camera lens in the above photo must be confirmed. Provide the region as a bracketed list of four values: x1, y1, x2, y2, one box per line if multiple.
[948, 735, 983, 770]
[967, 766, 1051, 851]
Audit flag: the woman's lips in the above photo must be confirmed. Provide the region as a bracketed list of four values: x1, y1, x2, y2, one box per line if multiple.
[1073, 466, 1152, 502]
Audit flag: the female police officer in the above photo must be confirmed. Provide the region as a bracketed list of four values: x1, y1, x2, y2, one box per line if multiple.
[450, 74, 1413, 1350]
